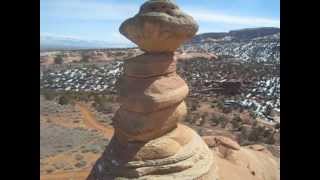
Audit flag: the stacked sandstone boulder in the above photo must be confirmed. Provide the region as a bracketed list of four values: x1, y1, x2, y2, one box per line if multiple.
[87, 0, 217, 179]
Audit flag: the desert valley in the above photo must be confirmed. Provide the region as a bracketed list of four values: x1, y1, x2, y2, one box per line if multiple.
[40, 27, 280, 180]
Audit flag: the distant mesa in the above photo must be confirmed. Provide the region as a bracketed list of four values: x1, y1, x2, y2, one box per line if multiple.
[40, 35, 135, 51]
[40, 27, 279, 52]
[190, 27, 280, 43]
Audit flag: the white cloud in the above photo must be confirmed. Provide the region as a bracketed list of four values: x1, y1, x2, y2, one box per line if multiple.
[42, 1, 279, 27]
[41, 1, 139, 21]
[40, 32, 135, 47]
[41, 1, 279, 44]
[40, 32, 84, 40]
[185, 8, 280, 27]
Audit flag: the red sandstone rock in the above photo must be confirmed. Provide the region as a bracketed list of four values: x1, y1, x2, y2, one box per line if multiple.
[176, 52, 218, 61]
[118, 73, 189, 113]
[113, 102, 187, 142]
[214, 136, 241, 150]
[119, 0, 198, 52]
[213, 146, 279, 180]
[124, 53, 177, 78]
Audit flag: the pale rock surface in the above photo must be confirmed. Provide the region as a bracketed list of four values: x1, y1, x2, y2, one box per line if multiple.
[124, 53, 177, 78]
[203, 136, 280, 180]
[176, 52, 218, 61]
[119, 0, 198, 52]
[113, 101, 187, 142]
[88, 125, 217, 180]
[213, 147, 279, 180]
[118, 73, 189, 113]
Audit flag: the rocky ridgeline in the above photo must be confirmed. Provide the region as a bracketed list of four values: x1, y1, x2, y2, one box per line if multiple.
[181, 28, 280, 64]
[41, 28, 279, 65]
[40, 48, 142, 65]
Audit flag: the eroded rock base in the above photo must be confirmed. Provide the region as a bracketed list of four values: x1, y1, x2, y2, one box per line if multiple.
[87, 124, 216, 180]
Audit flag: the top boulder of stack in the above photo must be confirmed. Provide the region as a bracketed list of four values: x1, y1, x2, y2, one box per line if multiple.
[119, 0, 199, 52]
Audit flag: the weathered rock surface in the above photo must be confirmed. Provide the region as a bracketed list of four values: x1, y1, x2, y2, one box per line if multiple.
[176, 52, 218, 61]
[120, 0, 198, 52]
[88, 124, 217, 180]
[213, 146, 279, 180]
[118, 73, 189, 113]
[124, 53, 177, 78]
[113, 101, 187, 143]
[202, 136, 279, 180]
[202, 135, 241, 150]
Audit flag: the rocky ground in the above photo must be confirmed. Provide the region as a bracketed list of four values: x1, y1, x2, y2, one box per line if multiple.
[40, 95, 113, 177]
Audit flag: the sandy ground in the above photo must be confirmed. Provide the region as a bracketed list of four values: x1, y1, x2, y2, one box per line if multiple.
[76, 103, 114, 138]
[41, 102, 114, 180]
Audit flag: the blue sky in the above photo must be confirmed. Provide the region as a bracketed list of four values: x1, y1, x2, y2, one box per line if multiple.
[40, 0, 280, 45]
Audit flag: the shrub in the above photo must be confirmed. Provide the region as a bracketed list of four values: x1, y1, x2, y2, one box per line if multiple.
[210, 103, 215, 108]
[74, 160, 87, 168]
[233, 114, 242, 122]
[190, 104, 197, 111]
[211, 115, 227, 126]
[216, 101, 224, 109]
[80, 53, 90, 63]
[232, 114, 242, 129]
[249, 111, 257, 119]
[74, 154, 84, 161]
[58, 95, 71, 105]
[54, 55, 63, 64]
[222, 107, 232, 114]
[248, 125, 264, 142]
[42, 90, 57, 101]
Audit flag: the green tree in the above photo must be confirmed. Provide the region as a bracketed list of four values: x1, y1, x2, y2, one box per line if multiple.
[80, 53, 90, 63]
[42, 90, 56, 101]
[54, 55, 63, 64]
[58, 95, 70, 105]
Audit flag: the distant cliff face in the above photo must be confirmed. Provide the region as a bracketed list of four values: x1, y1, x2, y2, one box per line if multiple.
[190, 27, 280, 43]
[183, 27, 280, 64]
[40, 35, 134, 51]
[228, 27, 280, 40]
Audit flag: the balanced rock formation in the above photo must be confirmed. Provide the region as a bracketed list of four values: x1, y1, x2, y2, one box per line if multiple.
[87, 0, 216, 179]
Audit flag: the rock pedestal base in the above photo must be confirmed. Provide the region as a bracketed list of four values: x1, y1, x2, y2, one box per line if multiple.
[87, 124, 217, 180]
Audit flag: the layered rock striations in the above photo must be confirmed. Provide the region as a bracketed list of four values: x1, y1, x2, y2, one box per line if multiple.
[88, 0, 216, 179]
